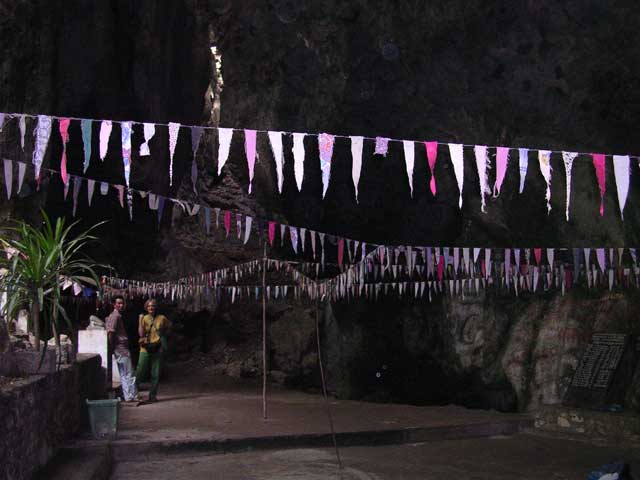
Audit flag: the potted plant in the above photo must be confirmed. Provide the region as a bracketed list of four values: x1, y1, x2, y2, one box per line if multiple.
[0, 210, 108, 370]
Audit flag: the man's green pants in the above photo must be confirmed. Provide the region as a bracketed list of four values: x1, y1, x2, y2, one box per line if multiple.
[136, 351, 162, 400]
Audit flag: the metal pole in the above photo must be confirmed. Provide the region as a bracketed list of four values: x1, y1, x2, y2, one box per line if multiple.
[262, 242, 268, 419]
[315, 287, 343, 469]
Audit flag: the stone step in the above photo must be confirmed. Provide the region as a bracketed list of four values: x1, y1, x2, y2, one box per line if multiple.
[107, 417, 532, 461]
[33, 445, 112, 480]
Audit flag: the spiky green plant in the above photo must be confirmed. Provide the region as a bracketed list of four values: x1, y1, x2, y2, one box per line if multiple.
[0, 211, 109, 366]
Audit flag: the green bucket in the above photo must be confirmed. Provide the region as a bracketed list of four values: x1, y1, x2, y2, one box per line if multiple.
[86, 399, 120, 440]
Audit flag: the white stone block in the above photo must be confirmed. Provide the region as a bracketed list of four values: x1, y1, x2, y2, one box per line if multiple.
[78, 330, 120, 386]
[16, 309, 29, 335]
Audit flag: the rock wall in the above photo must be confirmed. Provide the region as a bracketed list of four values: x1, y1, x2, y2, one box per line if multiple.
[0, 354, 105, 480]
[320, 289, 640, 411]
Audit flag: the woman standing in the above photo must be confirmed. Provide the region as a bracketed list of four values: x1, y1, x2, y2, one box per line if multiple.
[136, 298, 170, 403]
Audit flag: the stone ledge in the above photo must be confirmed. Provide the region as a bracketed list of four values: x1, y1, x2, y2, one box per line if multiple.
[0, 354, 105, 480]
[533, 405, 640, 444]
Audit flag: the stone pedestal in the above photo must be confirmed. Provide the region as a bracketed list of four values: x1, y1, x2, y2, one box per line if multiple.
[77, 330, 120, 386]
[16, 310, 29, 335]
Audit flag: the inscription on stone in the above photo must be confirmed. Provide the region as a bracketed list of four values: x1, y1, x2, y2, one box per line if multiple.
[571, 334, 625, 389]
[564, 333, 634, 409]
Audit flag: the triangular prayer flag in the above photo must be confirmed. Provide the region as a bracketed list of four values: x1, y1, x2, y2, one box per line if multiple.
[374, 137, 389, 156]
[99, 120, 112, 161]
[140, 123, 155, 156]
[534, 248, 542, 266]
[351, 136, 363, 202]
[121, 122, 133, 219]
[290, 226, 298, 254]
[244, 129, 257, 194]
[224, 210, 231, 237]
[217, 128, 233, 175]
[205, 207, 211, 234]
[3, 159, 12, 199]
[592, 153, 606, 216]
[319, 232, 325, 268]
[474, 145, 490, 213]
[17, 161, 26, 194]
[191, 126, 203, 194]
[448, 143, 464, 208]
[318, 133, 335, 198]
[87, 179, 95, 206]
[58, 118, 71, 186]
[81, 119, 92, 173]
[518, 148, 529, 193]
[425, 141, 438, 196]
[168, 122, 180, 186]
[72, 176, 81, 217]
[243, 216, 253, 245]
[596, 248, 606, 273]
[494, 147, 509, 196]
[19, 115, 26, 151]
[292, 132, 306, 191]
[268, 131, 285, 193]
[268, 221, 276, 246]
[562, 152, 577, 221]
[33, 115, 52, 185]
[538, 150, 552, 214]
[402, 140, 415, 197]
[613, 155, 630, 220]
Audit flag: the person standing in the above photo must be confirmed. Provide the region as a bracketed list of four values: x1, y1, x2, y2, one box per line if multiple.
[105, 295, 139, 402]
[136, 298, 170, 403]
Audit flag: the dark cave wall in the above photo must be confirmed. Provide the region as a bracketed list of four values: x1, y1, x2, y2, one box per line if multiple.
[0, 0, 211, 276]
[2, 0, 640, 411]
[322, 289, 640, 412]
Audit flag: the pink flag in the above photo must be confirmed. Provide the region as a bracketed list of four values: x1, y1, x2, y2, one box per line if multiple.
[59, 118, 71, 186]
[494, 147, 509, 196]
[244, 129, 257, 194]
[425, 141, 438, 196]
[437, 255, 444, 283]
[268, 221, 276, 246]
[224, 210, 231, 237]
[534, 248, 542, 266]
[338, 238, 344, 269]
[592, 153, 606, 216]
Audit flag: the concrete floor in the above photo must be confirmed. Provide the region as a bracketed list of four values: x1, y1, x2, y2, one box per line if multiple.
[110, 433, 640, 480]
[105, 368, 638, 479]
[114, 372, 529, 449]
